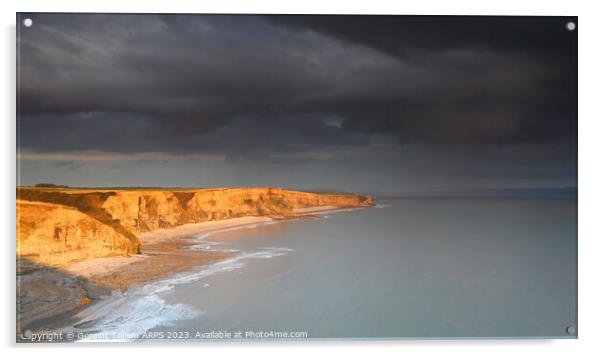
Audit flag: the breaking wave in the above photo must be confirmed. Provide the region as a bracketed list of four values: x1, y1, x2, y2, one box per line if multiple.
[66, 218, 293, 341]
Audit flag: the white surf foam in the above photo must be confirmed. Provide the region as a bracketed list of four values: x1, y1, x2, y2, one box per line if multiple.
[186, 240, 240, 253]
[71, 245, 294, 341]
[68, 218, 300, 340]
[185, 220, 278, 252]
[374, 204, 392, 209]
[75, 295, 201, 341]
[199, 220, 278, 237]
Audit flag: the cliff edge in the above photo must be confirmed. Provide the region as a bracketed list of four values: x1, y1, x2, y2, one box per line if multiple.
[17, 187, 373, 267]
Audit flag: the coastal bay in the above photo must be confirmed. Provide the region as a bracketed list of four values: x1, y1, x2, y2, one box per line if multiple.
[16, 193, 368, 336]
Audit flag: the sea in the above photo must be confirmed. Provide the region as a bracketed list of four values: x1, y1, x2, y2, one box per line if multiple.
[68, 198, 577, 340]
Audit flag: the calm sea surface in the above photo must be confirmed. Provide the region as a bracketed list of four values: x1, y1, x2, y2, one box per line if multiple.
[81, 198, 577, 339]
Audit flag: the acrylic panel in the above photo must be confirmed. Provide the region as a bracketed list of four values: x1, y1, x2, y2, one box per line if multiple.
[16, 13, 577, 342]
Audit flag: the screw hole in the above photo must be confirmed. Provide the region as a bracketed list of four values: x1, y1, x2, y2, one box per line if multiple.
[23, 18, 33, 27]
[566, 21, 576, 31]
[566, 325, 576, 335]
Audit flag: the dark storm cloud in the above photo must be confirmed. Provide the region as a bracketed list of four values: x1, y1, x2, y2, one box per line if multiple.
[269, 15, 577, 144]
[17, 14, 577, 157]
[268, 16, 577, 57]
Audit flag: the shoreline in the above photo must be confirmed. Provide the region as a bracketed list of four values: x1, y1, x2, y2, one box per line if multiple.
[18, 217, 271, 334]
[18, 206, 360, 335]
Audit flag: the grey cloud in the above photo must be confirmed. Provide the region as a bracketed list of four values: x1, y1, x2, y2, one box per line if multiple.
[18, 14, 577, 154]
[16, 14, 577, 192]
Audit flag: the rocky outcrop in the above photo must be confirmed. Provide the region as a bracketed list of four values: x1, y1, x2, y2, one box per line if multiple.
[17, 200, 139, 267]
[17, 187, 373, 266]
[101, 191, 185, 234]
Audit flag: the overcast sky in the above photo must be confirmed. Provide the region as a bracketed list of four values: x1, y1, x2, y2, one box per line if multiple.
[17, 14, 577, 194]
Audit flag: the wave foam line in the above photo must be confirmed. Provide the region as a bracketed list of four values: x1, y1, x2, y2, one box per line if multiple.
[186, 220, 279, 252]
[192, 220, 278, 241]
[69, 246, 294, 341]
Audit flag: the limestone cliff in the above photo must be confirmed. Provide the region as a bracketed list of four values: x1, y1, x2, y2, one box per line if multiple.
[17, 187, 373, 266]
[101, 188, 373, 234]
[17, 200, 139, 267]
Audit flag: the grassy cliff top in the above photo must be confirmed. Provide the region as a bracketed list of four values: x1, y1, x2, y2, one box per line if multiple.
[17, 185, 358, 196]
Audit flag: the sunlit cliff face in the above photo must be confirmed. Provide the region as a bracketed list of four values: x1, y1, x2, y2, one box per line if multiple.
[17, 187, 373, 266]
